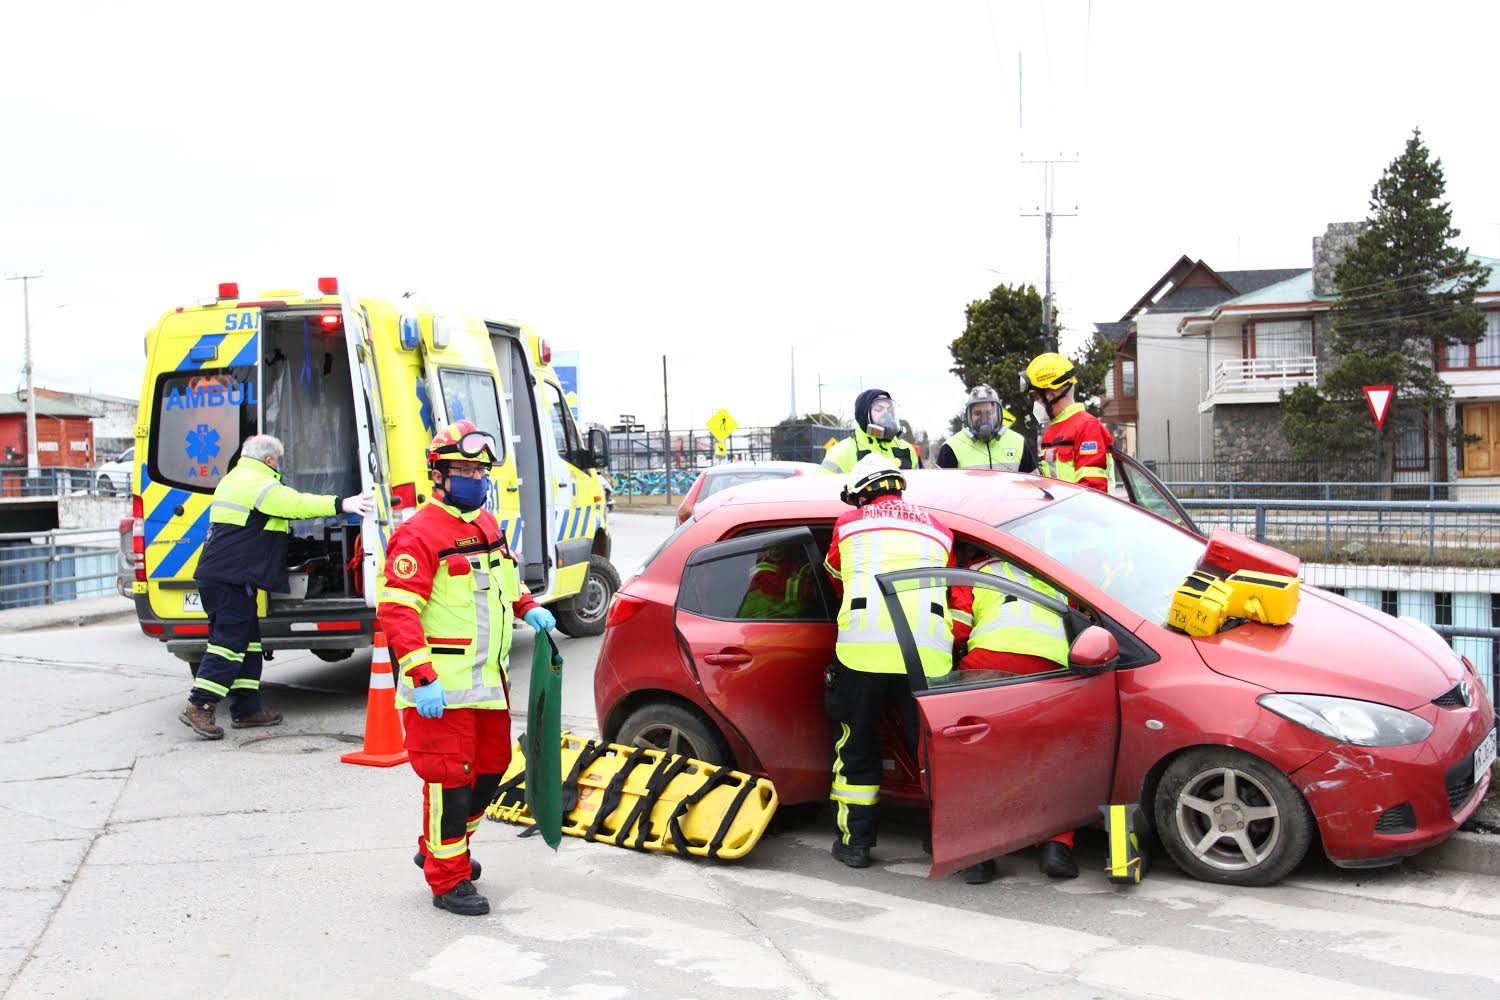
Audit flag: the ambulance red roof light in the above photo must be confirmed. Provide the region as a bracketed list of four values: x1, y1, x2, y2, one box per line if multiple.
[539, 338, 552, 364]
[318, 276, 339, 295]
[218, 282, 239, 299]
[320, 313, 341, 328]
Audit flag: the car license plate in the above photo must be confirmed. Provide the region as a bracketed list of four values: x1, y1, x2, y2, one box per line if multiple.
[1476, 730, 1497, 779]
[183, 591, 203, 613]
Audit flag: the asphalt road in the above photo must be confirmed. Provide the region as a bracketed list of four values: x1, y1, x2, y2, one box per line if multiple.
[2, 513, 1499, 999]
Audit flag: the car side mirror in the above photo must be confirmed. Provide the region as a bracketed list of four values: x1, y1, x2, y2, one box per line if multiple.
[1068, 625, 1120, 675]
[587, 427, 610, 470]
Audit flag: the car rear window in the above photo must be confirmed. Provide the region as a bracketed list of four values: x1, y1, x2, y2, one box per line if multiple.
[1001, 491, 1205, 622]
[699, 469, 797, 501]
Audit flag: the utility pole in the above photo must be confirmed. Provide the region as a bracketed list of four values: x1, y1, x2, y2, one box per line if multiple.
[661, 355, 671, 503]
[789, 346, 796, 419]
[6, 272, 43, 479]
[1020, 155, 1078, 354]
[817, 373, 826, 421]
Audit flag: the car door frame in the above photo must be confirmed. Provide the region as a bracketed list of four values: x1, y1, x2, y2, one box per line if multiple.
[876, 565, 1137, 877]
[1111, 448, 1200, 535]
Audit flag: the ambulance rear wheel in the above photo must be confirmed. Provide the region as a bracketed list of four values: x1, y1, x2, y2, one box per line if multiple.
[312, 649, 354, 663]
[554, 556, 620, 638]
[616, 703, 729, 766]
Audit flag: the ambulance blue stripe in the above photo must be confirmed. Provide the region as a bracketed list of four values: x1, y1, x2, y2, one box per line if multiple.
[225, 332, 259, 369]
[581, 506, 592, 538]
[555, 513, 567, 542]
[175, 333, 228, 371]
[572, 506, 585, 539]
[151, 507, 212, 578]
[144, 488, 192, 545]
[514, 516, 523, 551]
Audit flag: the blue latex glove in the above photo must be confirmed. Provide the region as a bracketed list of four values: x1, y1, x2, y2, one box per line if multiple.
[413, 680, 446, 719]
[524, 607, 556, 633]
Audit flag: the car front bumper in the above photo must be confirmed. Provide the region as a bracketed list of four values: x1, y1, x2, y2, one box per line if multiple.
[1293, 697, 1495, 866]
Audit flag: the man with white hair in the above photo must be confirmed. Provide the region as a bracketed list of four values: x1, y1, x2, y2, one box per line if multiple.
[181, 434, 374, 739]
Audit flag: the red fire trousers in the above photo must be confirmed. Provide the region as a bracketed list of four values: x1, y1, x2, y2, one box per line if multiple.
[404, 707, 512, 895]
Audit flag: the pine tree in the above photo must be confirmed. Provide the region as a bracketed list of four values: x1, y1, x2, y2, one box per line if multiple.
[1281, 129, 1486, 479]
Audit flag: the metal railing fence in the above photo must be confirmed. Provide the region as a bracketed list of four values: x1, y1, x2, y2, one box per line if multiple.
[0, 527, 120, 609]
[0, 466, 127, 498]
[606, 423, 848, 497]
[1167, 480, 1500, 503]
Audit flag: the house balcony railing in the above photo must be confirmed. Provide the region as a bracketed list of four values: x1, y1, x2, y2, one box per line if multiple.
[1210, 355, 1319, 398]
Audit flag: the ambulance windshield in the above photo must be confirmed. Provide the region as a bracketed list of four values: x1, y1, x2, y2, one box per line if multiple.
[1000, 492, 1205, 621]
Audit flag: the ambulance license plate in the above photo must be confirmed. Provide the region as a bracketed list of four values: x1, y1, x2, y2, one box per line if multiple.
[1476, 730, 1497, 779]
[183, 591, 203, 613]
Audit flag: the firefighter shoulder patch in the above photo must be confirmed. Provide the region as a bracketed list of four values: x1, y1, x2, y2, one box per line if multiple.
[391, 553, 419, 579]
[1078, 441, 1100, 455]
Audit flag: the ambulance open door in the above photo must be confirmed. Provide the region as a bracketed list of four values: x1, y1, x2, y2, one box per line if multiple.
[339, 288, 395, 606]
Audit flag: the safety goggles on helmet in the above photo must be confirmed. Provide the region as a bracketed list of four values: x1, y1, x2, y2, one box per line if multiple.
[429, 422, 499, 466]
[453, 431, 498, 461]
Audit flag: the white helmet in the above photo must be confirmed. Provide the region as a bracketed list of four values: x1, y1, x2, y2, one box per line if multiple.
[842, 454, 906, 506]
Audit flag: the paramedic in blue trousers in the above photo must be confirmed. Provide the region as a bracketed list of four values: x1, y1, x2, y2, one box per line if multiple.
[180, 434, 374, 739]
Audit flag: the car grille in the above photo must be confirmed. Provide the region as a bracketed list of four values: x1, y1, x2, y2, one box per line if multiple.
[1445, 756, 1477, 813]
[1373, 802, 1416, 834]
[1433, 682, 1470, 708]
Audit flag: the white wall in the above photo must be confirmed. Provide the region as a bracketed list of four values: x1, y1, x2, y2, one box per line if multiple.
[1133, 311, 1209, 464]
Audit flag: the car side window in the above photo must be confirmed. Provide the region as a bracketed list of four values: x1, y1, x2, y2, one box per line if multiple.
[1114, 450, 1198, 533]
[679, 535, 833, 622]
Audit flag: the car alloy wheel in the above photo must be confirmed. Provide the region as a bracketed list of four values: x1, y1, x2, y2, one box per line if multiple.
[1174, 766, 1280, 871]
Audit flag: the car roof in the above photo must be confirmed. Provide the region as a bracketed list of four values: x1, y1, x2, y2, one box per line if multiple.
[699, 469, 1086, 525]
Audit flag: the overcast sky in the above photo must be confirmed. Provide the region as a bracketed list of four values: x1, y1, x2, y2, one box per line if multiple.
[4, 1, 1499, 439]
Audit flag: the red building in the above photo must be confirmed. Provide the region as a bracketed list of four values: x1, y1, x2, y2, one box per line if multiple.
[0, 392, 96, 472]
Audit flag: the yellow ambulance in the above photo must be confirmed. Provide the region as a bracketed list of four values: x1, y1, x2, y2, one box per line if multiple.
[127, 277, 617, 669]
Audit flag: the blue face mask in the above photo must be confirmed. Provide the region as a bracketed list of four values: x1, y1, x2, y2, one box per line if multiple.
[444, 474, 488, 512]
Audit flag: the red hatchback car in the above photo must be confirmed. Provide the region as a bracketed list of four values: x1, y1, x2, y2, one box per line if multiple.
[594, 470, 1496, 885]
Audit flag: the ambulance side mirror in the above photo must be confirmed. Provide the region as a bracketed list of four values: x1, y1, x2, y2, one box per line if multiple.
[587, 428, 611, 470]
[1068, 625, 1119, 676]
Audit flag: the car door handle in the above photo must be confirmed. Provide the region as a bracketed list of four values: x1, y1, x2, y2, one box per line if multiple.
[940, 721, 990, 740]
[703, 651, 752, 668]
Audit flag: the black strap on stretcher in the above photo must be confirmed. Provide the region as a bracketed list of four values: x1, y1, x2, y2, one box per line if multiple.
[583, 746, 654, 842]
[665, 765, 757, 859]
[616, 754, 694, 850]
[560, 739, 614, 813]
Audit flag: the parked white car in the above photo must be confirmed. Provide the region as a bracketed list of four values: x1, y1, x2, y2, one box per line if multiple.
[97, 447, 133, 496]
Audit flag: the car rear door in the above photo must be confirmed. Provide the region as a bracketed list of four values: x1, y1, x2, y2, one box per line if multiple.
[340, 292, 393, 605]
[877, 566, 1121, 877]
[674, 525, 838, 803]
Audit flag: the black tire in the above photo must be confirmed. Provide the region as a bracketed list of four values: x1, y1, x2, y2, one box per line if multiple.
[1153, 747, 1314, 887]
[312, 648, 354, 663]
[553, 555, 620, 638]
[615, 702, 730, 766]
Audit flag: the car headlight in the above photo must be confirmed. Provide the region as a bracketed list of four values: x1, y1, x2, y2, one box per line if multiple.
[1257, 693, 1433, 748]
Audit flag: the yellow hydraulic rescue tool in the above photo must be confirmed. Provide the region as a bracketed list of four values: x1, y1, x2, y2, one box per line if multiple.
[487, 734, 778, 860]
[1170, 569, 1301, 637]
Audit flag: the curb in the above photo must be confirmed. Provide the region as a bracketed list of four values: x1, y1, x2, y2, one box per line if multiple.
[611, 505, 680, 518]
[1410, 830, 1500, 878]
[0, 597, 135, 634]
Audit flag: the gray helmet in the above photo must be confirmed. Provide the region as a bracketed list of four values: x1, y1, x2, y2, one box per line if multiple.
[965, 384, 1004, 442]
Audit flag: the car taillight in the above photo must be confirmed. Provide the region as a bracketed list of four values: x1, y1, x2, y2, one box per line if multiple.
[605, 593, 646, 628]
[131, 494, 145, 582]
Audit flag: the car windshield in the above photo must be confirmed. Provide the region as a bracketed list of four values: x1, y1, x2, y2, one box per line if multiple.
[700, 469, 797, 501]
[1000, 492, 1205, 621]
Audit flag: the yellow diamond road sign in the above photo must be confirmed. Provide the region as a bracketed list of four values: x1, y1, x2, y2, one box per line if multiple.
[706, 408, 739, 441]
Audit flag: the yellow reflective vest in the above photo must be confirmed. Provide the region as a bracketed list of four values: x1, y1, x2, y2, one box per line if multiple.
[941, 427, 1027, 471]
[965, 558, 1069, 666]
[196, 456, 337, 591]
[822, 428, 917, 475]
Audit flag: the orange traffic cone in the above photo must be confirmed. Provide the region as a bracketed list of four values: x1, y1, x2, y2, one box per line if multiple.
[341, 630, 410, 767]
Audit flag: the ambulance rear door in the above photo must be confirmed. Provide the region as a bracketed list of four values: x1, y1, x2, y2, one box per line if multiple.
[340, 290, 395, 606]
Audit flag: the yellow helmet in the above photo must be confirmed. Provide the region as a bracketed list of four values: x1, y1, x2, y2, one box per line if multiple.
[1023, 353, 1078, 393]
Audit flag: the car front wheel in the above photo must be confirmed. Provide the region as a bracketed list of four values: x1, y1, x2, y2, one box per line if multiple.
[1153, 747, 1314, 887]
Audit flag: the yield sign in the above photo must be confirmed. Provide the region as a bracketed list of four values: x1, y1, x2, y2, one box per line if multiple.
[1363, 385, 1394, 429]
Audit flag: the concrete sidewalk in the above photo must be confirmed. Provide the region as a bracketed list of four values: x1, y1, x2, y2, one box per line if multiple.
[0, 594, 134, 634]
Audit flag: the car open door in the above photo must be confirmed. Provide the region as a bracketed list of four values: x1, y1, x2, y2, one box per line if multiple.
[340, 290, 394, 605]
[877, 566, 1122, 878]
[674, 525, 839, 803]
[1112, 449, 1199, 534]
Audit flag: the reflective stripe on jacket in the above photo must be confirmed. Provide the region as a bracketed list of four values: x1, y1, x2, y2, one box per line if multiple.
[940, 427, 1027, 471]
[376, 500, 539, 710]
[953, 558, 1068, 666]
[195, 456, 336, 591]
[1038, 403, 1116, 493]
[821, 428, 917, 475]
[824, 495, 953, 676]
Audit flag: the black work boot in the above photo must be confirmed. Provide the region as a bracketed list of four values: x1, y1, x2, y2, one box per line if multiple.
[963, 859, 998, 885]
[831, 842, 871, 869]
[414, 851, 482, 882]
[432, 880, 490, 916]
[179, 701, 224, 740]
[1038, 841, 1079, 879]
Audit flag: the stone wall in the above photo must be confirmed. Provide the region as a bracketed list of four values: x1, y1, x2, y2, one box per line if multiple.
[1211, 404, 1290, 464]
[1312, 221, 1366, 296]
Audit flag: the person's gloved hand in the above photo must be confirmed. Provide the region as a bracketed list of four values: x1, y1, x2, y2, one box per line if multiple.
[523, 607, 556, 633]
[413, 680, 446, 719]
[341, 491, 376, 518]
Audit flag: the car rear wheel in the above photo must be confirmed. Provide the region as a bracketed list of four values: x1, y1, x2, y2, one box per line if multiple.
[1153, 747, 1314, 887]
[615, 703, 729, 766]
[553, 556, 620, 638]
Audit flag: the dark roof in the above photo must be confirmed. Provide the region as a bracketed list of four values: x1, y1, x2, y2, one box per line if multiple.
[0, 392, 96, 418]
[1094, 321, 1133, 345]
[1148, 268, 1308, 314]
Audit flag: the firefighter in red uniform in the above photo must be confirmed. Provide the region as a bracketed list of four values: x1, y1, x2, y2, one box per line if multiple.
[376, 420, 556, 916]
[1024, 353, 1116, 494]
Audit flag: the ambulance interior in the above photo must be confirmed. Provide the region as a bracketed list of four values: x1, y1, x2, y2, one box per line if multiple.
[259, 311, 364, 607]
[491, 325, 549, 593]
